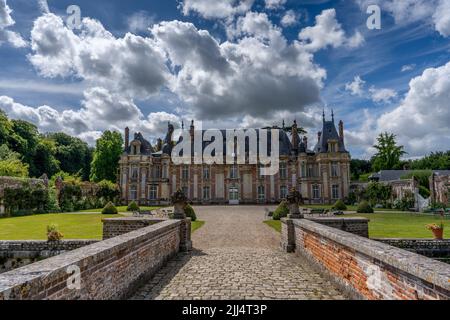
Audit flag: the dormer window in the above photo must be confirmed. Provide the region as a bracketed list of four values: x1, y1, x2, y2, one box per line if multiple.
[328, 141, 337, 153]
[131, 141, 141, 155]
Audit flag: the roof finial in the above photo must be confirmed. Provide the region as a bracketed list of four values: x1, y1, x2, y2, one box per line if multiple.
[322, 109, 325, 122]
[181, 120, 184, 130]
[282, 119, 285, 129]
[332, 109, 335, 122]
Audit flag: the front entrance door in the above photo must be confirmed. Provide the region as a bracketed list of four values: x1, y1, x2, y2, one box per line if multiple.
[229, 187, 239, 205]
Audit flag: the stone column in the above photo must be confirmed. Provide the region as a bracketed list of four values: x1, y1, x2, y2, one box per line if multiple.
[171, 189, 192, 252]
[280, 218, 296, 253]
[287, 187, 304, 219]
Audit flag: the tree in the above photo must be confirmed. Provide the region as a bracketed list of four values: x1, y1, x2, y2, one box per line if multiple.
[350, 159, 372, 181]
[0, 110, 13, 146]
[409, 151, 450, 170]
[371, 132, 407, 171]
[0, 144, 29, 177]
[32, 138, 60, 178]
[90, 131, 123, 183]
[47, 132, 93, 181]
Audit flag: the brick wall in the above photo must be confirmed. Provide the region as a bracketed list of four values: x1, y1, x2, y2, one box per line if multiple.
[102, 217, 165, 239]
[375, 239, 450, 263]
[307, 217, 369, 238]
[0, 240, 98, 274]
[284, 219, 450, 300]
[0, 219, 186, 300]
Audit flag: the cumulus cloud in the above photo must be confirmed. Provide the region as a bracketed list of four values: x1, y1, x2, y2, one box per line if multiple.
[127, 11, 155, 33]
[355, 0, 450, 37]
[0, 0, 26, 48]
[298, 9, 364, 52]
[281, 10, 299, 28]
[369, 87, 397, 103]
[29, 13, 172, 98]
[179, 0, 254, 20]
[345, 76, 366, 96]
[265, 0, 286, 10]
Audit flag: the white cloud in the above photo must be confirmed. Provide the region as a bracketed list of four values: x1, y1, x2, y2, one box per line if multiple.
[355, 0, 450, 37]
[281, 10, 298, 28]
[180, 0, 254, 20]
[0, 0, 26, 48]
[369, 87, 397, 103]
[265, 0, 286, 10]
[127, 11, 155, 33]
[401, 64, 416, 72]
[345, 76, 366, 96]
[37, 0, 49, 14]
[298, 9, 364, 52]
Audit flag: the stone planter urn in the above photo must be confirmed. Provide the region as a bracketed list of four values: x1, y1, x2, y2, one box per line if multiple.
[286, 188, 304, 219]
[171, 189, 188, 219]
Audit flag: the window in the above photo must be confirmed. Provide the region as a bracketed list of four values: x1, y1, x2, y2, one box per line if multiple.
[258, 186, 265, 200]
[182, 166, 189, 180]
[162, 165, 168, 179]
[229, 187, 239, 200]
[331, 162, 339, 177]
[332, 185, 339, 199]
[203, 166, 210, 180]
[203, 186, 210, 200]
[129, 185, 138, 200]
[131, 167, 138, 179]
[280, 162, 287, 179]
[329, 142, 337, 153]
[151, 166, 160, 179]
[182, 186, 189, 197]
[312, 185, 320, 199]
[149, 185, 157, 200]
[301, 162, 306, 178]
[280, 186, 288, 199]
[230, 165, 238, 179]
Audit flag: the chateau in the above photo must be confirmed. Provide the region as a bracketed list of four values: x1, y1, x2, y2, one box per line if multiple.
[119, 112, 351, 205]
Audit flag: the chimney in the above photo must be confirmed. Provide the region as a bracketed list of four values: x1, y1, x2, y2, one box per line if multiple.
[292, 120, 299, 150]
[124, 127, 130, 151]
[190, 120, 195, 140]
[339, 120, 344, 142]
[318, 131, 322, 143]
[303, 136, 308, 150]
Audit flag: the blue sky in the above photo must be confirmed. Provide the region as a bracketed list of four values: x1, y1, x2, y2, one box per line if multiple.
[0, 0, 449, 159]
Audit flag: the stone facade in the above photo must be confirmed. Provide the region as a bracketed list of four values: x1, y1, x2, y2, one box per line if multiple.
[430, 174, 450, 205]
[0, 219, 191, 300]
[281, 219, 450, 300]
[0, 240, 98, 274]
[119, 113, 351, 205]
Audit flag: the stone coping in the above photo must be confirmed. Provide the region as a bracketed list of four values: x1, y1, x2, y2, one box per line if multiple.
[293, 219, 450, 291]
[101, 217, 167, 223]
[0, 240, 98, 250]
[0, 219, 181, 292]
[307, 217, 370, 223]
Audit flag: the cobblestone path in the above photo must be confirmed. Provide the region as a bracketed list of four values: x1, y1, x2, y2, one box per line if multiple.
[131, 206, 347, 300]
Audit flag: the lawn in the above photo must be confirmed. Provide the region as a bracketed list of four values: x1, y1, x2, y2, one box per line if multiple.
[0, 214, 205, 240]
[264, 212, 449, 239]
[76, 206, 162, 213]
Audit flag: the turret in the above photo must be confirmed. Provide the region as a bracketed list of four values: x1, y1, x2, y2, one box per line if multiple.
[291, 120, 299, 151]
[339, 120, 344, 142]
[124, 127, 129, 151]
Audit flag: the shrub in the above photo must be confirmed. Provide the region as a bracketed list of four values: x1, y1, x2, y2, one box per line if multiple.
[102, 202, 118, 215]
[357, 200, 374, 213]
[184, 204, 197, 221]
[47, 224, 64, 242]
[333, 199, 347, 211]
[273, 200, 290, 220]
[127, 201, 140, 212]
[419, 185, 430, 199]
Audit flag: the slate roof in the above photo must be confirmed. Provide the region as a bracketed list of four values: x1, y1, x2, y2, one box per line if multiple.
[313, 120, 347, 153]
[126, 132, 155, 155]
[370, 170, 450, 182]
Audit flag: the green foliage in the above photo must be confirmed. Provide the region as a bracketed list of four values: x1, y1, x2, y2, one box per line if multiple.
[32, 138, 60, 178]
[357, 200, 374, 213]
[96, 180, 120, 202]
[45, 188, 61, 213]
[366, 182, 392, 207]
[273, 200, 289, 220]
[127, 201, 140, 212]
[350, 159, 372, 181]
[333, 199, 347, 211]
[393, 191, 415, 211]
[47, 224, 64, 242]
[371, 132, 407, 171]
[419, 185, 431, 199]
[0, 144, 29, 177]
[58, 182, 82, 212]
[409, 151, 450, 170]
[184, 204, 197, 221]
[90, 131, 123, 183]
[102, 202, 118, 215]
[3, 182, 50, 215]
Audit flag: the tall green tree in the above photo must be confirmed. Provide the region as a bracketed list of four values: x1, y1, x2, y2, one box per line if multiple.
[371, 132, 407, 171]
[90, 131, 123, 183]
[409, 151, 450, 170]
[0, 144, 29, 177]
[32, 138, 60, 178]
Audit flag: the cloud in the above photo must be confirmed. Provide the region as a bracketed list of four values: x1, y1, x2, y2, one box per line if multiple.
[298, 9, 364, 52]
[281, 10, 298, 28]
[345, 76, 366, 96]
[179, 0, 254, 20]
[0, 0, 26, 48]
[37, 0, 49, 14]
[354, 0, 450, 37]
[401, 64, 416, 72]
[369, 87, 397, 103]
[127, 11, 155, 33]
[265, 0, 286, 10]
[29, 13, 172, 98]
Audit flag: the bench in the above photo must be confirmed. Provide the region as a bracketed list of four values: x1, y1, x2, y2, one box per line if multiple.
[309, 209, 329, 217]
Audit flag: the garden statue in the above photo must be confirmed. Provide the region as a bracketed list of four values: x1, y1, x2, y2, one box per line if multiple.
[171, 189, 188, 219]
[286, 187, 304, 219]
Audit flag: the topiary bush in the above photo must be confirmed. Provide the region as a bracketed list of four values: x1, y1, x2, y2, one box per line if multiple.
[102, 202, 118, 215]
[47, 224, 64, 242]
[333, 199, 347, 211]
[184, 204, 197, 221]
[127, 201, 140, 212]
[357, 200, 374, 213]
[273, 200, 289, 220]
